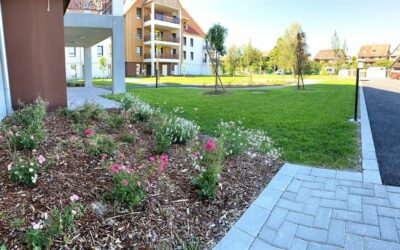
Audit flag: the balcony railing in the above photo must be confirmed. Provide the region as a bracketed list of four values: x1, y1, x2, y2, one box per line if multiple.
[144, 53, 179, 60]
[144, 34, 180, 43]
[67, 0, 112, 15]
[144, 13, 180, 24]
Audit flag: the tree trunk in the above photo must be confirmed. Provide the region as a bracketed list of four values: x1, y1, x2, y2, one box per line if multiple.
[215, 52, 218, 93]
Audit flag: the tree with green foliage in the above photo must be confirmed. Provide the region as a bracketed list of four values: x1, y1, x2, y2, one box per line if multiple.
[242, 42, 262, 83]
[207, 24, 228, 92]
[99, 56, 108, 78]
[374, 59, 392, 69]
[294, 29, 310, 90]
[225, 45, 242, 76]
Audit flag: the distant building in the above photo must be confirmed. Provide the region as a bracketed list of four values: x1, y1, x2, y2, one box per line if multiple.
[358, 44, 390, 64]
[314, 49, 345, 64]
[390, 44, 400, 62]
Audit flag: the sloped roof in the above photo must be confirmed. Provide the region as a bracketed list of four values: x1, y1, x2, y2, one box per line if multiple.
[391, 57, 400, 69]
[358, 44, 390, 58]
[182, 8, 206, 37]
[391, 44, 400, 57]
[314, 49, 344, 60]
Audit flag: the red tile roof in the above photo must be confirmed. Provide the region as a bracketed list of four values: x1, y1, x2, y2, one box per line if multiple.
[358, 44, 390, 58]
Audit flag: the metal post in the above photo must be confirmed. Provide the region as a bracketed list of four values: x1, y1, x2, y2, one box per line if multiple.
[354, 68, 360, 122]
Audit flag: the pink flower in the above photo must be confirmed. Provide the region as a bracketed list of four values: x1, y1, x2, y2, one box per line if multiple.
[122, 179, 128, 186]
[37, 155, 46, 165]
[69, 135, 79, 143]
[69, 194, 80, 202]
[31, 220, 44, 230]
[204, 140, 217, 152]
[111, 164, 122, 173]
[84, 129, 93, 136]
[125, 166, 133, 174]
[192, 152, 201, 158]
[158, 155, 169, 172]
[149, 156, 156, 162]
[100, 153, 108, 160]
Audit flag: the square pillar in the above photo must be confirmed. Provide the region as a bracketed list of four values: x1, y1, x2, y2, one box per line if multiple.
[150, 2, 155, 77]
[84, 47, 92, 87]
[112, 0, 126, 94]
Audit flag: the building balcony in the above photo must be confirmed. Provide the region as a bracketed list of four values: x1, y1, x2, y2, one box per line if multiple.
[144, 13, 180, 24]
[144, 34, 180, 44]
[66, 0, 112, 15]
[144, 53, 179, 60]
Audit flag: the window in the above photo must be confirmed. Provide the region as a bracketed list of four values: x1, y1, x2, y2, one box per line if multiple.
[172, 33, 177, 42]
[136, 46, 142, 56]
[68, 47, 76, 57]
[171, 48, 177, 55]
[204, 53, 207, 63]
[183, 21, 188, 30]
[97, 46, 103, 57]
[190, 52, 194, 60]
[183, 37, 187, 46]
[136, 8, 142, 19]
[190, 38, 194, 47]
[136, 28, 142, 39]
[183, 51, 187, 60]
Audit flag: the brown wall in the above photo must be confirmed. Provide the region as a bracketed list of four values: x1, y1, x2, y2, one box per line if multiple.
[125, 1, 143, 63]
[1, 0, 67, 109]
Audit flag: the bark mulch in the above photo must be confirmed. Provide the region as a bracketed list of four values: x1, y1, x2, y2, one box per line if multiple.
[0, 111, 282, 249]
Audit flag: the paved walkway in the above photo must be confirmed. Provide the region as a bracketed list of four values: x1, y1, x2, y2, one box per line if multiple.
[214, 164, 400, 250]
[362, 79, 400, 186]
[67, 87, 119, 110]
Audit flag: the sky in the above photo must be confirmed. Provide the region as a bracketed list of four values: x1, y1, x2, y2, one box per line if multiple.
[181, 0, 400, 56]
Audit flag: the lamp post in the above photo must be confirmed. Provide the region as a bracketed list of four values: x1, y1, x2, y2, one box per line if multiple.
[354, 60, 364, 122]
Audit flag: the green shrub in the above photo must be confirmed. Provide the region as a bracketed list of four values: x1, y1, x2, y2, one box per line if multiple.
[9, 158, 40, 186]
[119, 133, 136, 143]
[122, 95, 155, 123]
[155, 127, 172, 154]
[108, 170, 146, 208]
[86, 135, 116, 156]
[192, 165, 222, 200]
[69, 102, 104, 124]
[12, 98, 47, 129]
[9, 128, 46, 151]
[107, 114, 124, 129]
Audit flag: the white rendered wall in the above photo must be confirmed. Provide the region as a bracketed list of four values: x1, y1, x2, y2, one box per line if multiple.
[181, 34, 211, 76]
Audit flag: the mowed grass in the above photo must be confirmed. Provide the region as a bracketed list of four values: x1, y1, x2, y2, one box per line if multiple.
[75, 79, 144, 87]
[108, 78, 359, 169]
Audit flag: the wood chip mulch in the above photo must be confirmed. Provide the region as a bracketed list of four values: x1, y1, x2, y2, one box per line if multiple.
[0, 111, 282, 249]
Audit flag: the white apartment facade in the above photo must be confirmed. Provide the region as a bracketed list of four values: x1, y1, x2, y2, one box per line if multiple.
[181, 33, 211, 75]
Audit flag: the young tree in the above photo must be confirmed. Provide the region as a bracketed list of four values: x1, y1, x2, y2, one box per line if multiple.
[225, 45, 242, 76]
[207, 24, 228, 92]
[294, 29, 310, 90]
[331, 31, 346, 70]
[242, 42, 262, 83]
[272, 23, 301, 73]
[98, 56, 108, 78]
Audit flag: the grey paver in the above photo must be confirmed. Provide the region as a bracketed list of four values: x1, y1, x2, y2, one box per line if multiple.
[377, 206, 400, 218]
[235, 205, 271, 237]
[363, 170, 382, 184]
[254, 187, 282, 211]
[387, 186, 400, 194]
[344, 234, 363, 250]
[296, 174, 315, 182]
[282, 191, 296, 201]
[336, 171, 363, 182]
[311, 190, 335, 199]
[296, 225, 327, 243]
[250, 239, 281, 250]
[332, 209, 362, 223]
[362, 196, 390, 207]
[338, 179, 362, 188]
[363, 159, 379, 170]
[286, 211, 314, 227]
[374, 184, 388, 198]
[349, 187, 375, 196]
[302, 181, 324, 189]
[327, 220, 345, 247]
[214, 226, 255, 250]
[307, 242, 342, 250]
[297, 166, 312, 175]
[264, 207, 289, 230]
[272, 221, 298, 249]
[364, 237, 400, 250]
[320, 198, 346, 209]
[362, 204, 378, 226]
[279, 164, 300, 177]
[310, 168, 337, 178]
[379, 217, 399, 242]
[276, 199, 304, 212]
[335, 186, 349, 201]
[314, 207, 332, 229]
[303, 197, 320, 215]
[258, 225, 276, 244]
[296, 187, 312, 202]
[347, 222, 380, 238]
[362, 182, 375, 190]
[388, 193, 400, 209]
[268, 172, 293, 191]
[290, 238, 308, 250]
[348, 195, 362, 212]
[363, 150, 377, 160]
[324, 179, 338, 191]
[287, 179, 302, 193]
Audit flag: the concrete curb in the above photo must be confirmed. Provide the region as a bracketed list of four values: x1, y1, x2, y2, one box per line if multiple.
[359, 83, 382, 184]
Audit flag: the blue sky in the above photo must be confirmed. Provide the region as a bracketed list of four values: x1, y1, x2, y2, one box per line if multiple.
[182, 0, 400, 56]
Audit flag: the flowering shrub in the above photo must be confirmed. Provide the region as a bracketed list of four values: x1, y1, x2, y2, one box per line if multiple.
[8, 127, 46, 151]
[120, 94, 156, 123]
[85, 135, 116, 156]
[12, 98, 47, 129]
[69, 102, 105, 125]
[106, 113, 125, 129]
[8, 156, 46, 186]
[217, 121, 280, 158]
[23, 196, 83, 249]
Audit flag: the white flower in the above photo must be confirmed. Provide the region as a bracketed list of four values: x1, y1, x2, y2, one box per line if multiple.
[31, 176, 37, 184]
[7, 163, 12, 171]
[29, 168, 34, 173]
[32, 220, 44, 230]
[71, 210, 77, 215]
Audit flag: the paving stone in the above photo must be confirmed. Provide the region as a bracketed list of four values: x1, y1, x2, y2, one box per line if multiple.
[279, 164, 300, 177]
[290, 238, 308, 250]
[388, 193, 400, 209]
[235, 205, 271, 237]
[332, 209, 362, 223]
[363, 150, 377, 160]
[310, 168, 337, 178]
[324, 179, 338, 191]
[268, 173, 293, 191]
[214, 226, 255, 250]
[311, 190, 335, 199]
[295, 174, 315, 182]
[348, 195, 362, 212]
[254, 187, 282, 211]
[320, 198, 346, 209]
[379, 217, 399, 242]
[307, 242, 342, 250]
[347, 222, 380, 238]
[377, 206, 400, 218]
[363, 159, 379, 171]
[250, 239, 281, 250]
[344, 234, 363, 250]
[286, 211, 314, 227]
[336, 171, 363, 182]
[362, 182, 375, 190]
[362, 196, 390, 207]
[281, 191, 297, 201]
[387, 186, 400, 194]
[335, 186, 349, 201]
[302, 181, 324, 189]
[303, 197, 320, 215]
[349, 187, 375, 196]
[258, 225, 276, 243]
[314, 207, 332, 229]
[264, 207, 289, 230]
[296, 187, 311, 202]
[287, 180, 302, 193]
[315, 176, 331, 184]
[361, 142, 375, 152]
[272, 221, 298, 249]
[327, 220, 345, 247]
[338, 179, 362, 188]
[297, 166, 312, 175]
[364, 237, 400, 250]
[363, 170, 382, 184]
[362, 204, 378, 226]
[277, 199, 304, 213]
[374, 184, 388, 198]
[296, 225, 327, 243]
[396, 218, 400, 229]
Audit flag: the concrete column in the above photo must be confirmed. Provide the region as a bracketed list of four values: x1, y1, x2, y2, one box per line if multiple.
[84, 47, 92, 87]
[0, 2, 12, 116]
[150, 2, 155, 77]
[111, 0, 126, 94]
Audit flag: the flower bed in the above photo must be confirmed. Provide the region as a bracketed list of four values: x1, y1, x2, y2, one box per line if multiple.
[0, 97, 282, 249]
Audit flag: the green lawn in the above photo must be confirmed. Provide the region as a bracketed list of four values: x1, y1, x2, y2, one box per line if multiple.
[108, 79, 359, 169]
[73, 79, 144, 87]
[127, 74, 348, 86]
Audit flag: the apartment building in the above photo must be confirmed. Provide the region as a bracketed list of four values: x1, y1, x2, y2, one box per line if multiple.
[314, 49, 346, 64]
[358, 44, 391, 65]
[124, 0, 210, 77]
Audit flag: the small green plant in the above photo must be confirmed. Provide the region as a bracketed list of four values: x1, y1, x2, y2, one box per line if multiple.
[155, 126, 172, 154]
[8, 127, 46, 151]
[69, 102, 104, 124]
[119, 133, 136, 143]
[12, 98, 47, 129]
[0, 244, 6, 250]
[121, 94, 155, 123]
[23, 196, 83, 250]
[8, 158, 40, 186]
[86, 135, 116, 156]
[107, 114, 124, 129]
